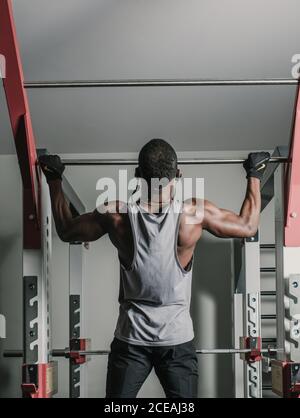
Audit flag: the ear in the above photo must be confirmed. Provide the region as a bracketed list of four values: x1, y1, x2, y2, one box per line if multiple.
[135, 167, 141, 178]
[176, 169, 182, 178]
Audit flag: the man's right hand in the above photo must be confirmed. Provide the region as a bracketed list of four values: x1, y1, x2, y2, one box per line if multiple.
[39, 154, 65, 182]
[243, 152, 270, 181]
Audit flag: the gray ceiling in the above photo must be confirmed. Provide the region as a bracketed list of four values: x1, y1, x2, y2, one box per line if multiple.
[1, 0, 300, 155]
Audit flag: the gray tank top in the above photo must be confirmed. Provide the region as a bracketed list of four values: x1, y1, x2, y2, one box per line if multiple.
[114, 198, 194, 346]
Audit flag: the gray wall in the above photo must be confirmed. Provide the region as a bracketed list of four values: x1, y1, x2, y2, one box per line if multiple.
[0, 0, 285, 397]
[0, 153, 276, 398]
[0, 0, 299, 154]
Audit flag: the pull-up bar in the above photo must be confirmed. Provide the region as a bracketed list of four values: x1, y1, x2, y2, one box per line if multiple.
[62, 156, 288, 166]
[24, 78, 299, 89]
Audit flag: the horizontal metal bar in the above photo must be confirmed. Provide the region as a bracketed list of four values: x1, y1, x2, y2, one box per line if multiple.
[197, 348, 279, 355]
[260, 244, 275, 249]
[262, 338, 277, 344]
[3, 350, 23, 358]
[261, 314, 277, 320]
[4, 347, 280, 358]
[72, 348, 279, 356]
[2, 349, 67, 358]
[261, 291, 276, 296]
[51, 349, 67, 357]
[261, 267, 276, 273]
[61, 156, 288, 167]
[262, 385, 273, 390]
[75, 350, 109, 356]
[24, 79, 299, 89]
[76, 348, 280, 355]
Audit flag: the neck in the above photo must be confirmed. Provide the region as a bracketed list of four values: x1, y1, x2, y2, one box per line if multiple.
[139, 196, 173, 213]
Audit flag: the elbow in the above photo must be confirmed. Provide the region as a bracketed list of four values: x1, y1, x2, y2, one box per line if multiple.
[242, 222, 258, 239]
[60, 236, 71, 243]
[57, 229, 72, 243]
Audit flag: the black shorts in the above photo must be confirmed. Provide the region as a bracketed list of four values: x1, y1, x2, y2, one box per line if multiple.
[106, 337, 198, 398]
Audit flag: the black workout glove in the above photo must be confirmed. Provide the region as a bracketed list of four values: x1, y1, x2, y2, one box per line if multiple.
[39, 154, 65, 182]
[243, 152, 270, 181]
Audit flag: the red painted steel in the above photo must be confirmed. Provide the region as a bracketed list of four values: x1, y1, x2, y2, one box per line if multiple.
[69, 338, 91, 365]
[0, 0, 40, 248]
[22, 363, 58, 398]
[272, 360, 300, 398]
[285, 86, 300, 247]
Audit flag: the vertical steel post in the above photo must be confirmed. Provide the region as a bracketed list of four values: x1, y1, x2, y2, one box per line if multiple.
[234, 235, 262, 398]
[23, 176, 51, 364]
[69, 243, 86, 398]
[273, 86, 300, 366]
[22, 179, 49, 365]
[233, 291, 244, 397]
[284, 88, 300, 247]
[0, 315, 5, 339]
[275, 166, 300, 363]
[22, 174, 57, 397]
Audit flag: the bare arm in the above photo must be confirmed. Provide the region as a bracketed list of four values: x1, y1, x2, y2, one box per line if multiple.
[203, 177, 261, 238]
[48, 180, 107, 242]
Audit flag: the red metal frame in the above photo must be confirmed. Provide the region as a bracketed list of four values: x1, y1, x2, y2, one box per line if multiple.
[240, 336, 262, 364]
[1, 0, 300, 400]
[0, 0, 40, 249]
[69, 338, 90, 365]
[285, 86, 300, 247]
[22, 363, 58, 398]
[272, 360, 300, 398]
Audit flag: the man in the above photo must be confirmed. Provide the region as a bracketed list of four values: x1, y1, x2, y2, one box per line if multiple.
[39, 139, 270, 398]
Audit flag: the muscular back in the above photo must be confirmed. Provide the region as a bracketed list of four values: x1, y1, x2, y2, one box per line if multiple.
[101, 200, 203, 271]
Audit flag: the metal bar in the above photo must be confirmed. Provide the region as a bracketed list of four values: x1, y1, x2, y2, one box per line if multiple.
[261, 314, 277, 320]
[196, 348, 278, 355]
[233, 294, 244, 397]
[0, 0, 40, 249]
[284, 85, 300, 246]
[0, 314, 5, 339]
[286, 275, 300, 362]
[261, 291, 276, 296]
[76, 348, 279, 355]
[51, 349, 66, 357]
[24, 79, 299, 89]
[69, 243, 85, 398]
[22, 175, 52, 367]
[75, 350, 109, 356]
[23, 276, 38, 364]
[61, 156, 288, 167]
[233, 238, 262, 397]
[261, 267, 276, 273]
[262, 338, 277, 344]
[274, 165, 287, 362]
[260, 146, 289, 212]
[4, 347, 280, 358]
[260, 244, 275, 249]
[3, 350, 23, 357]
